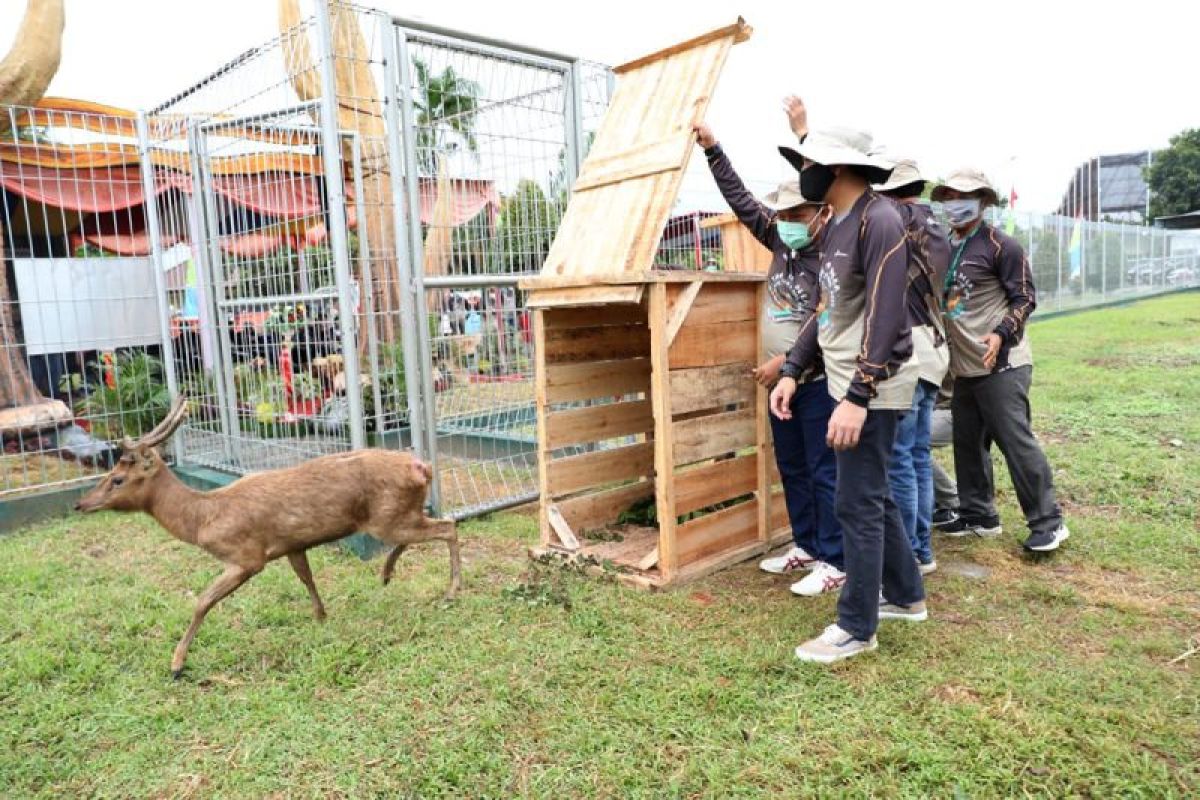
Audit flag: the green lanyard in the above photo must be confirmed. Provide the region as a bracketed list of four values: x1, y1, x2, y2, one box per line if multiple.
[943, 225, 981, 304]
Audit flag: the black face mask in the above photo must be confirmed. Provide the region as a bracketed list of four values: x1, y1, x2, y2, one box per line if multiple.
[800, 163, 837, 203]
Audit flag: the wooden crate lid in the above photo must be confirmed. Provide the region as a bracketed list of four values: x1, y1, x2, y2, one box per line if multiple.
[539, 18, 752, 280]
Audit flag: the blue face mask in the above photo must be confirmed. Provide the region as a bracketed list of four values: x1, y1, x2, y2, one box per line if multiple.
[943, 198, 982, 228]
[777, 220, 814, 251]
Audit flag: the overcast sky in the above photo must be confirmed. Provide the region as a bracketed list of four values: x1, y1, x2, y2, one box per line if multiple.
[3, 0, 1194, 213]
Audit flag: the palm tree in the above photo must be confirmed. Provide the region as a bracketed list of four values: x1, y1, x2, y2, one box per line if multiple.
[411, 59, 481, 174]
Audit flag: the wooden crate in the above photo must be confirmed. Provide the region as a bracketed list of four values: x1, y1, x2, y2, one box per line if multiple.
[520, 19, 795, 588]
[524, 273, 792, 589]
[700, 213, 773, 273]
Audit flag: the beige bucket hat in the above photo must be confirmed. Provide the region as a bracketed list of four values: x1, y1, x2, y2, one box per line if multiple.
[761, 179, 823, 211]
[873, 158, 926, 193]
[778, 127, 895, 185]
[930, 167, 1000, 206]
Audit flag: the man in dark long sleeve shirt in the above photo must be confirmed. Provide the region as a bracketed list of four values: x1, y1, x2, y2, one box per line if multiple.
[932, 169, 1068, 553]
[769, 127, 926, 665]
[693, 122, 845, 596]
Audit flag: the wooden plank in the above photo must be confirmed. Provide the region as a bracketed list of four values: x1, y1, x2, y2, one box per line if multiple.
[556, 479, 654, 535]
[664, 281, 702, 347]
[543, 323, 649, 364]
[672, 536, 766, 585]
[572, 135, 688, 193]
[633, 546, 662, 573]
[672, 408, 755, 466]
[545, 399, 653, 449]
[614, 18, 752, 73]
[676, 498, 759, 565]
[754, 281, 770, 544]
[669, 319, 757, 369]
[545, 358, 651, 404]
[541, 304, 646, 330]
[674, 454, 757, 517]
[546, 504, 581, 551]
[522, 272, 763, 289]
[534, 309, 552, 548]
[527, 284, 644, 308]
[770, 487, 790, 533]
[669, 282, 757, 327]
[546, 441, 655, 497]
[647, 283, 678, 580]
[668, 363, 755, 415]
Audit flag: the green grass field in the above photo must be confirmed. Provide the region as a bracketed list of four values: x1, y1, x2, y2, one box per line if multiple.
[2, 293, 1197, 798]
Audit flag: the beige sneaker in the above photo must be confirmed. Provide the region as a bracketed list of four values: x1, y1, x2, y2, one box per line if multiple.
[794, 623, 878, 664]
[878, 599, 928, 622]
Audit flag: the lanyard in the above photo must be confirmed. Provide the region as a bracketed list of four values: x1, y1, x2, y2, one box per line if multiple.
[943, 225, 981, 303]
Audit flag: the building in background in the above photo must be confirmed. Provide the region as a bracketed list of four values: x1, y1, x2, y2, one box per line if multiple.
[1056, 151, 1151, 223]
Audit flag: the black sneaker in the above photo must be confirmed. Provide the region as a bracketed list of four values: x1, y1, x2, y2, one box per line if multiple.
[939, 514, 1003, 538]
[1024, 525, 1070, 552]
[932, 508, 959, 529]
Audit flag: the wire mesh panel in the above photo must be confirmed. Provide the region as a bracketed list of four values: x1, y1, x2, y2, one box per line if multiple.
[0, 103, 176, 496]
[390, 20, 612, 517]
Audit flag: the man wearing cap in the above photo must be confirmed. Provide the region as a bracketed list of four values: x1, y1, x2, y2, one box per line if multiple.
[692, 120, 845, 597]
[875, 160, 952, 574]
[770, 127, 927, 664]
[930, 169, 1069, 552]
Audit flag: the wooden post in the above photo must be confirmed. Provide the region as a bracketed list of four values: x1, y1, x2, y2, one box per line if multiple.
[647, 282, 677, 580]
[754, 282, 770, 546]
[533, 308, 552, 548]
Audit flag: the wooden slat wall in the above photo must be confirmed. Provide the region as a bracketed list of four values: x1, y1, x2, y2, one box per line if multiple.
[675, 454, 757, 517]
[676, 498, 759, 566]
[540, 21, 751, 279]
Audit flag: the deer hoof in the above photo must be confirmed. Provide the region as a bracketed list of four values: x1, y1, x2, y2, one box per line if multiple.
[171, 668, 184, 681]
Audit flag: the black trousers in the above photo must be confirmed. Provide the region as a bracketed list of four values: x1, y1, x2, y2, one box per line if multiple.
[952, 366, 1063, 536]
[835, 409, 926, 641]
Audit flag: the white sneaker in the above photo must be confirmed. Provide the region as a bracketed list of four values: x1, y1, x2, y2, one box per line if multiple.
[918, 559, 937, 576]
[790, 562, 847, 596]
[794, 623, 878, 664]
[760, 545, 816, 574]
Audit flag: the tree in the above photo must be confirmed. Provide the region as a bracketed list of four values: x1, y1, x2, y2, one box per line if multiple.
[1146, 128, 1200, 220]
[495, 180, 562, 273]
[0, 0, 66, 416]
[412, 59, 482, 175]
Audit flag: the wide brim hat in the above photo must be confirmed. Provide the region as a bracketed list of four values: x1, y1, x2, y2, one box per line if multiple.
[761, 179, 823, 211]
[778, 126, 895, 185]
[930, 167, 1000, 206]
[873, 158, 926, 193]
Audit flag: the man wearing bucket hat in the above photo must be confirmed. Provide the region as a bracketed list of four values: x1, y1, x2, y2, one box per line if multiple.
[930, 169, 1069, 552]
[692, 121, 845, 596]
[874, 160, 952, 574]
[770, 127, 927, 664]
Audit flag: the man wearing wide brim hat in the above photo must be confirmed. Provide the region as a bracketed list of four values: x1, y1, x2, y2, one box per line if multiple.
[693, 119, 846, 598]
[874, 159, 953, 575]
[929, 168, 1069, 553]
[769, 124, 927, 664]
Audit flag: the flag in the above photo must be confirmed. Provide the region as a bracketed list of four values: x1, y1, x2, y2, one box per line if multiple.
[1004, 186, 1019, 235]
[1068, 216, 1082, 280]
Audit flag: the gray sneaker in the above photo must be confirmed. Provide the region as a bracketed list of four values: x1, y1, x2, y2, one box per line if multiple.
[878, 599, 928, 622]
[794, 623, 878, 664]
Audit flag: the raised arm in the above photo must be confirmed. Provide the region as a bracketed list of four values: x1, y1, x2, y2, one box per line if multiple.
[694, 123, 779, 250]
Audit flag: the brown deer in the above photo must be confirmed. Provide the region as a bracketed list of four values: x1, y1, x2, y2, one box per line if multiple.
[75, 398, 460, 678]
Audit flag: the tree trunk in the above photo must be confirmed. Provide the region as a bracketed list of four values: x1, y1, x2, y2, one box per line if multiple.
[0, 225, 50, 409]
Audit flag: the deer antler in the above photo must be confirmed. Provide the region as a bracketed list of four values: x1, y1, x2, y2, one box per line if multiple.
[137, 397, 189, 449]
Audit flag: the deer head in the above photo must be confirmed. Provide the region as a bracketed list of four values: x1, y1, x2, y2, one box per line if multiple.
[76, 397, 189, 513]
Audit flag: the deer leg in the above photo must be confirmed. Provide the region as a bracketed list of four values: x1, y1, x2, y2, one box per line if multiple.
[287, 551, 326, 622]
[171, 563, 259, 679]
[431, 519, 461, 600]
[380, 544, 407, 586]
